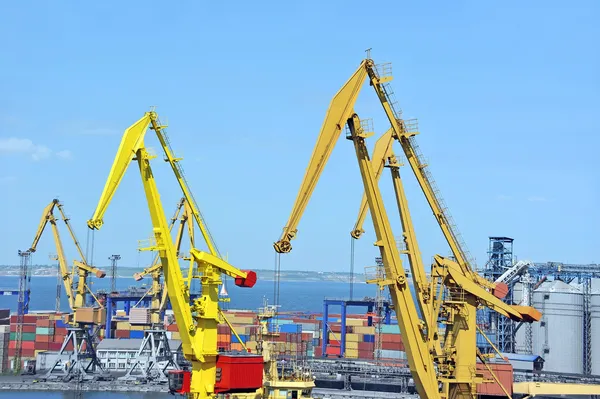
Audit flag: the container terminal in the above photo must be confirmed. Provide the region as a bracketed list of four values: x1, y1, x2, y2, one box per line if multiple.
[1, 57, 599, 399]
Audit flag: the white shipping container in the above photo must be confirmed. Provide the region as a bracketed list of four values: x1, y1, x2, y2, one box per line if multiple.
[380, 349, 405, 359]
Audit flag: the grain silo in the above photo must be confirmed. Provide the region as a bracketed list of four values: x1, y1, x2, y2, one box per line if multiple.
[591, 287, 600, 375]
[532, 280, 583, 374]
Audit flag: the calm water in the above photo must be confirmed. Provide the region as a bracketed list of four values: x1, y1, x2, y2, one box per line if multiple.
[0, 276, 378, 314]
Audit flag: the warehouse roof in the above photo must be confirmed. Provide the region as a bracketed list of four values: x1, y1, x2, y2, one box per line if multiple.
[97, 338, 182, 351]
[500, 353, 544, 362]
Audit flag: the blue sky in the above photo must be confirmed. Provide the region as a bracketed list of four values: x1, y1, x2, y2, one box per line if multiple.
[0, 1, 597, 274]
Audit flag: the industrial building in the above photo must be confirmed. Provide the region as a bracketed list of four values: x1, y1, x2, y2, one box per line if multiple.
[95, 338, 182, 371]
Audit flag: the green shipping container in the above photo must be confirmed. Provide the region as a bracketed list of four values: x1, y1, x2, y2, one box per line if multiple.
[35, 327, 54, 335]
[10, 332, 36, 341]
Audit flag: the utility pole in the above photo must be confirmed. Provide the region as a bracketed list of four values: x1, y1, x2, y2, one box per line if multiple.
[108, 254, 121, 293]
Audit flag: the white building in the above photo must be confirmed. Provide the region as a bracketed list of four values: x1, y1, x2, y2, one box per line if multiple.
[96, 338, 182, 371]
[36, 338, 182, 372]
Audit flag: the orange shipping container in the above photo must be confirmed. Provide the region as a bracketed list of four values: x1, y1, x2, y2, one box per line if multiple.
[37, 335, 51, 343]
[35, 318, 51, 328]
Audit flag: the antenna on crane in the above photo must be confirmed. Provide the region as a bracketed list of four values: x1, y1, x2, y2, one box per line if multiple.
[365, 48, 372, 59]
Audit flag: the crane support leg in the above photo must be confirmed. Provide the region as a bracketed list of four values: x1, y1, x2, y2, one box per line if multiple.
[347, 114, 440, 399]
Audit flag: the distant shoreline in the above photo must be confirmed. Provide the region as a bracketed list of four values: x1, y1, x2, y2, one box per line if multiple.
[0, 274, 366, 284]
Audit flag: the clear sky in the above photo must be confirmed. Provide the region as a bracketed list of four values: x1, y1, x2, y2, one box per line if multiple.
[0, 1, 598, 274]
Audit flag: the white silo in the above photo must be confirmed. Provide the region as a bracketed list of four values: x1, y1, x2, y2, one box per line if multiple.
[591, 286, 600, 375]
[532, 280, 583, 374]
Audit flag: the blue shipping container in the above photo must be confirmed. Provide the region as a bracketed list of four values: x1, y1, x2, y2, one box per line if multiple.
[316, 317, 340, 323]
[364, 334, 375, 343]
[232, 334, 248, 343]
[56, 320, 68, 328]
[130, 330, 144, 339]
[279, 324, 302, 334]
[312, 338, 319, 347]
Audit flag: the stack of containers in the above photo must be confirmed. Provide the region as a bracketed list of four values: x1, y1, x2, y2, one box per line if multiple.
[34, 316, 55, 353]
[9, 314, 36, 363]
[53, 317, 69, 351]
[114, 320, 132, 338]
[354, 321, 376, 359]
[293, 318, 320, 358]
[224, 311, 255, 352]
[129, 308, 151, 339]
[0, 324, 9, 372]
[380, 323, 405, 360]
[316, 314, 405, 360]
[217, 324, 231, 351]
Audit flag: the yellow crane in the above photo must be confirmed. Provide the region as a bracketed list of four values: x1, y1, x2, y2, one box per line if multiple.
[274, 58, 541, 399]
[27, 199, 106, 317]
[88, 111, 259, 399]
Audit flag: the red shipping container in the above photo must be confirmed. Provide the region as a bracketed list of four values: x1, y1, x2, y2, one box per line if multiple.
[358, 342, 373, 351]
[37, 335, 51, 343]
[54, 334, 65, 343]
[115, 330, 130, 339]
[330, 324, 341, 333]
[476, 362, 513, 396]
[49, 342, 63, 351]
[35, 341, 50, 350]
[10, 323, 36, 333]
[382, 341, 402, 350]
[217, 325, 230, 334]
[314, 347, 323, 357]
[55, 327, 67, 336]
[167, 324, 179, 332]
[325, 346, 341, 356]
[301, 332, 311, 341]
[21, 348, 35, 357]
[36, 318, 51, 327]
[22, 341, 35, 350]
[358, 350, 374, 359]
[214, 354, 263, 393]
[23, 325, 36, 333]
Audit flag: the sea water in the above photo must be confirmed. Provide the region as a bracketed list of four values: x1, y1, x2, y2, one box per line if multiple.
[0, 276, 377, 314]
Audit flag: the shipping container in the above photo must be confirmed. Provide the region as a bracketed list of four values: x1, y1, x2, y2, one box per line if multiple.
[232, 334, 248, 344]
[130, 330, 144, 339]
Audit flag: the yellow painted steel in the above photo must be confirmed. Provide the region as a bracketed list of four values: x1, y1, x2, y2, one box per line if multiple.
[354, 129, 440, 355]
[89, 111, 252, 399]
[347, 114, 440, 399]
[513, 382, 600, 397]
[27, 199, 105, 314]
[274, 57, 544, 399]
[134, 197, 194, 324]
[350, 128, 394, 240]
[274, 60, 369, 253]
